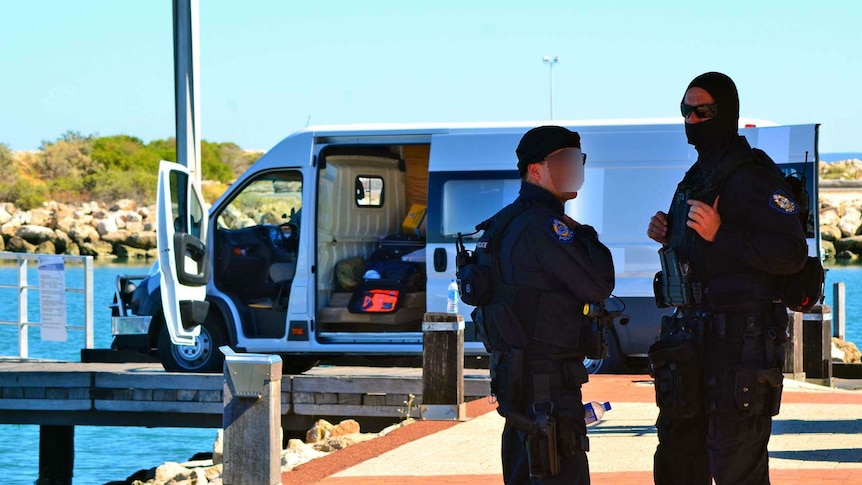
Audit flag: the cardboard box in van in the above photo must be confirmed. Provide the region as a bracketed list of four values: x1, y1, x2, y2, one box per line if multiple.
[402, 203, 427, 235]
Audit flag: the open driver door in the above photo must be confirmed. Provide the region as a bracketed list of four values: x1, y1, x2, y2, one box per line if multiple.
[157, 160, 211, 346]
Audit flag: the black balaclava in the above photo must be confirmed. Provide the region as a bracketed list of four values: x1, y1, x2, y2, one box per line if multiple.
[683, 72, 740, 152]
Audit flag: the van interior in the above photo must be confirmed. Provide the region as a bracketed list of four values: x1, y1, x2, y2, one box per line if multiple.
[210, 143, 431, 339]
[316, 144, 430, 335]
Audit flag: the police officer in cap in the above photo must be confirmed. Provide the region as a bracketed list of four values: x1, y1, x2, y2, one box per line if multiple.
[647, 72, 808, 484]
[473, 125, 615, 484]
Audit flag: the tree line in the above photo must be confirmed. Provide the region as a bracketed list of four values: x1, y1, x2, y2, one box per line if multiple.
[0, 131, 262, 209]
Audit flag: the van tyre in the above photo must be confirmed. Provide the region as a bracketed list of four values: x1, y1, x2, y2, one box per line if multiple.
[158, 311, 228, 373]
[583, 329, 623, 374]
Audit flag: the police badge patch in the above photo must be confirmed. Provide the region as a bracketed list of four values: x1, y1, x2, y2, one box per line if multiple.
[769, 189, 798, 215]
[546, 218, 574, 243]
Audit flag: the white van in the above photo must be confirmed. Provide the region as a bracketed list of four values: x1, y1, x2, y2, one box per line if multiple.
[110, 119, 821, 374]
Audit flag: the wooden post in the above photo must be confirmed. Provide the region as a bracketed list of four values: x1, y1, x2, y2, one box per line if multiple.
[36, 425, 74, 485]
[801, 304, 832, 385]
[833, 282, 845, 339]
[784, 310, 804, 379]
[221, 347, 283, 485]
[421, 312, 465, 420]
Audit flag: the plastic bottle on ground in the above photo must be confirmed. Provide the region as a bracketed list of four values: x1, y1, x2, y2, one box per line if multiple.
[584, 401, 611, 426]
[447, 279, 459, 314]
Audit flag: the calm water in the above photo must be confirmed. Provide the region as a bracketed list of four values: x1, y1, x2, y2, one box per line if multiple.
[0, 262, 860, 485]
[0, 262, 216, 485]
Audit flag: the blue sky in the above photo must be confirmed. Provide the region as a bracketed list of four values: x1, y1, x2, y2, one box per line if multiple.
[1, 1, 860, 154]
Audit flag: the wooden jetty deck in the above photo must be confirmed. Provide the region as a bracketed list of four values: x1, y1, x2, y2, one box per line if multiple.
[0, 359, 491, 430]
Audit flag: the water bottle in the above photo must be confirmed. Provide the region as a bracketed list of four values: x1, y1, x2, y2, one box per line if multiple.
[447, 279, 459, 314]
[584, 401, 611, 426]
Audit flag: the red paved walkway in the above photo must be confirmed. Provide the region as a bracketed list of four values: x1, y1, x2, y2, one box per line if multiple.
[283, 375, 862, 485]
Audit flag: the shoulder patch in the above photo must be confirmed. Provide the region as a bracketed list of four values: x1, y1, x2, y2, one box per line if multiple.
[545, 217, 574, 243]
[769, 189, 798, 215]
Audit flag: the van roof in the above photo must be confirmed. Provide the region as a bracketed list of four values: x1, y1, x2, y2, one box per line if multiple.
[295, 117, 777, 136]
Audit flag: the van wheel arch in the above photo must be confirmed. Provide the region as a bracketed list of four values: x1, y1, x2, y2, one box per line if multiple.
[157, 308, 229, 373]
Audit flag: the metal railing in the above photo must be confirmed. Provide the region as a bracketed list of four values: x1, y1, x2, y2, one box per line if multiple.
[0, 252, 94, 358]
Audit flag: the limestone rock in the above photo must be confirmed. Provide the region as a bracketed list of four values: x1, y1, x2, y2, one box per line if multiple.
[35, 241, 56, 255]
[314, 433, 375, 452]
[820, 224, 842, 242]
[6, 236, 35, 253]
[0, 207, 12, 225]
[833, 337, 861, 363]
[79, 240, 117, 260]
[819, 207, 840, 226]
[115, 244, 151, 259]
[212, 430, 223, 465]
[97, 217, 120, 236]
[153, 462, 191, 483]
[65, 242, 80, 256]
[834, 236, 862, 254]
[16, 224, 56, 245]
[111, 199, 138, 211]
[330, 419, 360, 437]
[101, 229, 130, 244]
[68, 224, 100, 244]
[126, 230, 158, 250]
[28, 208, 52, 227]
[821, 240, 835, 259]
[306, 418, 334, 443]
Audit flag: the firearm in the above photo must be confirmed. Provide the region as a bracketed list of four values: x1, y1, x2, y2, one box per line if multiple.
[582, 296, 629, 359]
[654, 247, 692, 308]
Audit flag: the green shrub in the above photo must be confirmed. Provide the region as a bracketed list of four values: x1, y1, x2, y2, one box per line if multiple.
[0, 179, 48, 209]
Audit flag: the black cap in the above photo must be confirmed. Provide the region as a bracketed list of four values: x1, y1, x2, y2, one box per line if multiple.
[516, 125, 581, 177]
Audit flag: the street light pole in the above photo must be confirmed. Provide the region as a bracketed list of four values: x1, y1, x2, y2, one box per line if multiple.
[542, 56, 559, 120]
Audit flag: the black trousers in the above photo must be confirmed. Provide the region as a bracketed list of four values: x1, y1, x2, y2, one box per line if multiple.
[653, 310, 782, 485]
[654, 407, 772, 485]
[501, 387, 590, 484]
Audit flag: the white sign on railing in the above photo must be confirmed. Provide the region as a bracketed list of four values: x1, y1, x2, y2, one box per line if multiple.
[38, 255, 68, 342]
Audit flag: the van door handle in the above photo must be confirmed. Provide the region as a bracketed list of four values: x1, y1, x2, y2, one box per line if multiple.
[433, 248, 447, 272]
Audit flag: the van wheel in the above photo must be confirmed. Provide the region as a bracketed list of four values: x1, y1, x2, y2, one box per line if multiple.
[281, 356, 320, 375]
[158, 311, 228, 373]
[583, 329, 623, 374]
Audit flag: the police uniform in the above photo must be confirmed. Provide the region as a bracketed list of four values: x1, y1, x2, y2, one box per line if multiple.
[478, 178, 615, 485]
[651, 73, 808, 485]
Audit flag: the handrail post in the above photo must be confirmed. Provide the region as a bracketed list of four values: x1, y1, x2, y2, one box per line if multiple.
[18, 256, 29, 358]
[833, 282, 845, 340]
[83, 256, 95, 349]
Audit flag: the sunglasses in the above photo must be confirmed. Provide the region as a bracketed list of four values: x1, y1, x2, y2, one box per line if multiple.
[545, 149, 587, 166]
[680, 103, 718, 119]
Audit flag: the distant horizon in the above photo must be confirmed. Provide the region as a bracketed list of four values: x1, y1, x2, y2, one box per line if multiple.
[821, 152, 862, 162]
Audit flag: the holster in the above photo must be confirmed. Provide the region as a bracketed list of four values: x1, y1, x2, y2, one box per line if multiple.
[525, 411, 560, 480]
[582, 319, 608, 360]
[734, 367, 784, 416]
[648, 329, 703, 418]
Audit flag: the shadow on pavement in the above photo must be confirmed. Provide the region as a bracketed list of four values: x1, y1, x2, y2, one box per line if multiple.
[772, 419, 862, 435]
[770, 447, 862, 463]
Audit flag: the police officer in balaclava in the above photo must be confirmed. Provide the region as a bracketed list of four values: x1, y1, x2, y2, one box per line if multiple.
[647, 72, 807, 484]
